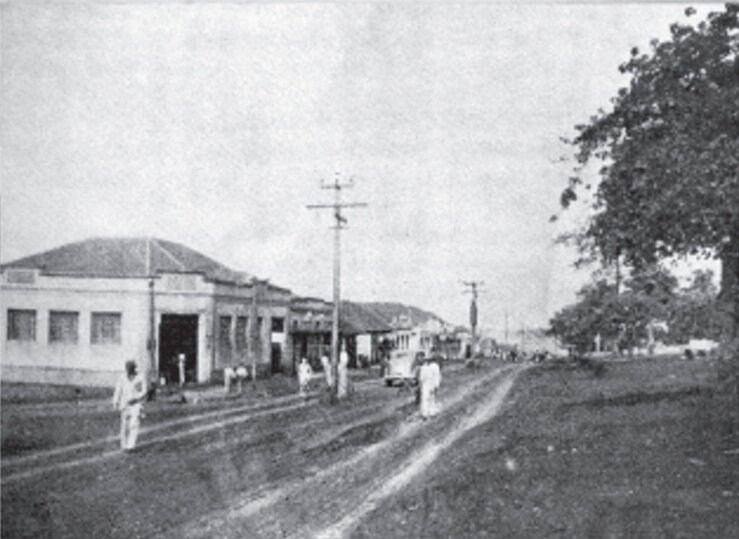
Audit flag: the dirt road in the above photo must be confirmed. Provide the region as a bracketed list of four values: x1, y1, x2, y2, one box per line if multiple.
[1, 362, 526, 539]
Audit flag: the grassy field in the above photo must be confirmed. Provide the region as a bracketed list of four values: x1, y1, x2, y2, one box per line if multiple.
[353, 356, 739, 538]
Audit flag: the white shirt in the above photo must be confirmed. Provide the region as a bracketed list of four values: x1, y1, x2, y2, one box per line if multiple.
[419, 362, 441, 391]
[113, 374, 147, 412]
[298, 361, 313, 384]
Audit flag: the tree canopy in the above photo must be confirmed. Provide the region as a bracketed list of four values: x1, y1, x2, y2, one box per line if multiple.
[548, 267, 719, 354]
[560, 4, 739, 335]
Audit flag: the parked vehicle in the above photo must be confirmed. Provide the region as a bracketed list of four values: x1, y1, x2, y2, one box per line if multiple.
[384, 349, 421, 387]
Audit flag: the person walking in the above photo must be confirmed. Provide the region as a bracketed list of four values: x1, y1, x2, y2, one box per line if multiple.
[177, 353, 186, 386]
[223, 366, 236, 394]
[320, 353, 333, 388]
[418, 356, 442, 419]
[112, 360, 147, 452]
[337, 344, 350, 399]
[297, 357, 313, 398]
[235, 364, 248, 393]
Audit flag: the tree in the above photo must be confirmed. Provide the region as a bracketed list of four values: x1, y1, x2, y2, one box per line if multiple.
[548, 265, 677, 354]
[548, 279, 618, 354]
[668, 269, 722, 342]
[560, 5, 739, 338]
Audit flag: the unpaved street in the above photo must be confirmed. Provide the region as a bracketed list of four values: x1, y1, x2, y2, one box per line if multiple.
[2, 363, 526, 539]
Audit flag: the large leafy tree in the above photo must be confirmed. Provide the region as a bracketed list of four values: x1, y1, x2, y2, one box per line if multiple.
[561, 5, 739, 337]
[669, 269, 723, 342]
[548, 265, 677, 354]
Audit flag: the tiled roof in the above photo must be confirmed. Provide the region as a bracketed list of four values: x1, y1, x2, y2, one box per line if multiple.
[340, 301, 392, 335]
[1, 237, 251, 284]
[351, 302, 446, 329]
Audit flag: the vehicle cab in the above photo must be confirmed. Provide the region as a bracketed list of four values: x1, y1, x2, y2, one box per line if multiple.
[384, 349, 421, 387]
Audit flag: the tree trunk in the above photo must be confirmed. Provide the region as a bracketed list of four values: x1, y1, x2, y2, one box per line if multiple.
[719, 231, 739, 395]
[719, 231, 739, 340]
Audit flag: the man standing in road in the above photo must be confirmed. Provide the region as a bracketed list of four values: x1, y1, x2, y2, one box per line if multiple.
[337, 344, 350, 399]
[418, 355, 442, 419]
[320, 353, 333, 388]
[113, 360, 147, 452]
[297, 357, 313, 398]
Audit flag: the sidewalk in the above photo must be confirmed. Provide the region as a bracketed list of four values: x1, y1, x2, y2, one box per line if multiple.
[1, 367, 385, 410]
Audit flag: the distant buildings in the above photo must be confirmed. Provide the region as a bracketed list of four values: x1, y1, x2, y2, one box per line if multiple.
[1, 237, 457, 386]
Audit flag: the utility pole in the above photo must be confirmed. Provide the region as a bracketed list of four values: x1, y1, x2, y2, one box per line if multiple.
[462, 281, 484, 356]
[307, 173, 367, 401]
[146, 238, 157, 382]
[249, 278, 268, 385]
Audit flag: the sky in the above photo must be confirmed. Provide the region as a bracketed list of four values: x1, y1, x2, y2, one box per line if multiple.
[0, 2, 720, 334]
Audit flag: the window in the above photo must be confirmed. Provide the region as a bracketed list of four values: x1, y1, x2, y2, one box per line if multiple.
[219, 316, 232, 356]
[91, 312, 122, 344]
[49, 311, 79, 343]
[271, 317, 284, 333]
[7, 309, 36, 341]
[236, 316, 248, 351]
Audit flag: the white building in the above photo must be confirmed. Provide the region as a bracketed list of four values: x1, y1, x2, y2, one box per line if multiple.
[1, 238, 293, 386]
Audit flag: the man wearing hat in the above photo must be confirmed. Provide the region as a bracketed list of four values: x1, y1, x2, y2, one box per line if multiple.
[418, 353, 442, 419]
[112, 360, 147, 452]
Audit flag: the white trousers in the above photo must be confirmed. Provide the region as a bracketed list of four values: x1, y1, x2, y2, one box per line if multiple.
[120, 406, 141, 450]
[419, 387, 439, 418]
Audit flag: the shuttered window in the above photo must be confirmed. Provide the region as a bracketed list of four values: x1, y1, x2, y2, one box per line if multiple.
[236, 316, 248, 351]
[91, 313, 122, 344]
[49, 311, 79, 343]
[7, 310, 36, 341]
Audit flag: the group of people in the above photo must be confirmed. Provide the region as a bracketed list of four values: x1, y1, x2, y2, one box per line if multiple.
[113, 345, 443, 452]
[223, 364, 249, 393]
[297, 346, 351, 398]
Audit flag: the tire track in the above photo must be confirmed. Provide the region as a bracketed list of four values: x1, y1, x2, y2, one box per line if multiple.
[170, 364, 521, 539]
[311, 367, 524, 539]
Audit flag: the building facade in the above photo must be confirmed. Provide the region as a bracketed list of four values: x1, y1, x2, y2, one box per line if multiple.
[1, 238, 293, 386]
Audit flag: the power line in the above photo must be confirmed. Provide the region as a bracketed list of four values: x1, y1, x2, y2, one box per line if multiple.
[307, 173, 367, 401]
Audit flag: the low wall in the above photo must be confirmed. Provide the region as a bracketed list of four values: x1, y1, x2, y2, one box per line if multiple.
[0, 365, 120, 388]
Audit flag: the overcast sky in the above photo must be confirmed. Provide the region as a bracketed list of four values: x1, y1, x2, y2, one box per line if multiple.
[0, 2, 718, 332]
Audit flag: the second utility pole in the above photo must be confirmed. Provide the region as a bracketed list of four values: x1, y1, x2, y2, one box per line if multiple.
[463, 280, 484, 356]
[307, 173, 367, 402]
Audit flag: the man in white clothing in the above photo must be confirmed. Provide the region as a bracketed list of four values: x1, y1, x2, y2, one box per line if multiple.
[418, 356, 442, 419]
[112, 360, 147, 452]
[223, 366, 236, 394]
[337, 345, 350, 399]
[320, 354, 333, 387]
[297, 357, 313, 397]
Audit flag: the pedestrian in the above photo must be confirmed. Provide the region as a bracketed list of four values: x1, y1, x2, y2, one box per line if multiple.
[418, 356, 442, 419]
[337, 344, 350, 399]
[112, 360, 147, 452]
[297, 357, 313, 397]
[223, 366, 236, 394]
[177, 353, 186, 386]
[413, 352, 426, 405]
[235, 364, 248, 392]
[320, 353, 333, 388]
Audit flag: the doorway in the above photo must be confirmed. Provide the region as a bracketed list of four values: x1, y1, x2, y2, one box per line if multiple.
[271, 343, 282, 374]
[158, 314, 199, 385]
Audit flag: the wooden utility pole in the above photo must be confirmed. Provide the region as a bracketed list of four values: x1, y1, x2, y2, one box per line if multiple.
[146, 238, 157, 381]
[307, 173, 367, 401]
[249, 278, 268, 385]
[463, 281, 484, 356]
